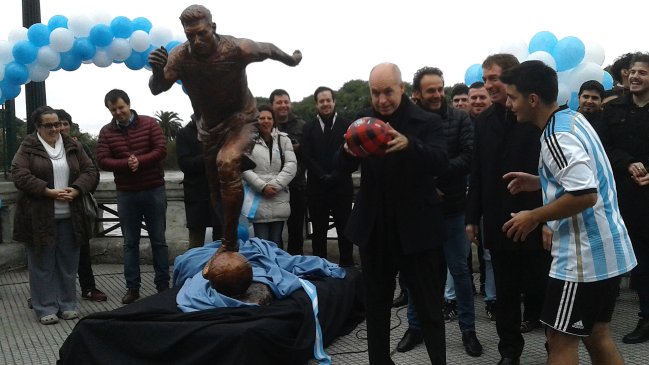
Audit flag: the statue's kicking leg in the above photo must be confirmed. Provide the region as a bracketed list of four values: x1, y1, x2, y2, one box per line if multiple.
[215, 123, 255, 251]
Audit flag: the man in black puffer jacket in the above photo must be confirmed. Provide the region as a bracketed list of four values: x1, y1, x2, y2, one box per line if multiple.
[396, 66, 483, 358]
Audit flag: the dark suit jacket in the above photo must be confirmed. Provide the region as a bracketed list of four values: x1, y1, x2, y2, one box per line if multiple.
[302, 113, 353, 197]
[466, 103, 543, 250]
[176, 120, 216, 229]
[340, 96, 448, 255]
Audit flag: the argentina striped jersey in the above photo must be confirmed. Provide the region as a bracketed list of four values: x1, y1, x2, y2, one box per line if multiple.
[540, 107, 636, 282]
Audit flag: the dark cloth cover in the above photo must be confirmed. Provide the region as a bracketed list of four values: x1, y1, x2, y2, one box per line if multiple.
[58, 269, 363, 365]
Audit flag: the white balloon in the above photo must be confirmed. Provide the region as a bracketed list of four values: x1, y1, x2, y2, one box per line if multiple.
[0, 41, 14, 64]
[92, 11, 113, 26]
[8, 27, 29, 43]
[28, 63, 50, 82]
[130, 30, 151, 52]
[68, 14, 94, 37]
[500, 39, 529, 63]
[583, 40, 606, 66]
[82, 59, 94, 64]
[557, 83, 571, 105]
[568, 62, 604, 91]
[527, 51, 557, 70]
[0, 64, 5, 82]
[37, 46, 61, 70]
[174, 32, 187, 43]
[109, 38, 132, 62]
[149, 26, 173, 47]
[93, 48, 112, 68]
[49, 28, 75, 52]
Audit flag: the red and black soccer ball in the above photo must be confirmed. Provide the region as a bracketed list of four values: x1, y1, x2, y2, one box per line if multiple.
[344, 117, 392, 157]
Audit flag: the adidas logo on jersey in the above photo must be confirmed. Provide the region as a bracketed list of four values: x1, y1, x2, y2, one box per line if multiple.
[571, 320, 584, 330]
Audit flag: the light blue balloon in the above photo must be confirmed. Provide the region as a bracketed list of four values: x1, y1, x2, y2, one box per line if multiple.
[12, 41, 38, 64]
[47, 15, 68, 31]
[568, 91, 579, 110]
[0, 80, 21, 100]
[124, 51, 146, 70]
[60, 51, 82, 71]
[464, 64, 483, 85]
[110, 16, 134, 39]
[73, 38, 96, 61]
[552, 36, 585, 72]
[602, 71, 614, 90]
[143, 45, 154, 69]
[132, 17, 152, 33]
[88, 24, 114, 48]
[27, 23, 51, 47]
[4, 62, 29, 85]
[165, 40, 182, 52]
[529, 31, 558, 53]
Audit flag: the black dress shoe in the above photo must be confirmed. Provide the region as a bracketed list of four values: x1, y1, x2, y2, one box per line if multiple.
[622, 317, 649, 344]
[462, 331, 483, 357]
[392, 291, 408, 307]
[397, 329, 423, 353]
[497, 357, 520, 365]
[121, 288, 140, 304]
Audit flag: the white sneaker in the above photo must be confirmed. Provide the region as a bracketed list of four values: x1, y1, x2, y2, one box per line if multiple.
[59, 310, 78, 320]
[40, 314, 59, 325]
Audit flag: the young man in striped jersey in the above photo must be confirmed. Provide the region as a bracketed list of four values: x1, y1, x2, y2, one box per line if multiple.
[500, 60, 637, 365]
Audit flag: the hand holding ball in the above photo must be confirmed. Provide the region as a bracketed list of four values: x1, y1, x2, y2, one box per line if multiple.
[344, 117, 393, 157]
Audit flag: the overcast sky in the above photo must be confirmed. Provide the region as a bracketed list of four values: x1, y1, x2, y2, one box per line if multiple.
[1, 0, 648, 135]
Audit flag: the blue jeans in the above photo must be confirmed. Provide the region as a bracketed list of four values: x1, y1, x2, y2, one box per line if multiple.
[253, 221, 284, 246]
[117, 186, 169, 290]
[408, 213, 476, 332]
[482, 248, 497, 301]
[27, 219, 80, 318]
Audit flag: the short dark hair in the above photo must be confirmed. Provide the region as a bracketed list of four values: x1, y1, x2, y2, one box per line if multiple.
[482, 54, 520, 73]
[469, 81, 485, 90]
[578, 80, 604, 98]
[104, 89, 130, 107]
[412, 66, 444, 91]
[55, 109, 73, 124]
[257, 104, 275, 128]
[451, 83, 469, 99]
[610, 52, 635, 83]
[500, 60, 558, 104]
[180, 4, 212, 26]
[630, 52, 649, 70]
[313, 86, 335, 102]
[269, 89, 290, 104]
[30, 106, 57, 127]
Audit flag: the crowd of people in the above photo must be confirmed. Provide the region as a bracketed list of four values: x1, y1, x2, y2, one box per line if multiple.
[9, 4, 649, 365]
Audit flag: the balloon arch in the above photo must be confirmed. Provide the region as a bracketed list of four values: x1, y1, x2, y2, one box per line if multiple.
[0, 14, 183, 104]
[463, 31, 614, 110]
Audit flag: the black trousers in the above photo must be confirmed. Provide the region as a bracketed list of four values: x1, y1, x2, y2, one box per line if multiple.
[490, 248, 551, 358]
[308, 193, 354, 266]
[77, 240, 95, 291]
[361, 243, 446, 365]
[286, 187, 307, 255]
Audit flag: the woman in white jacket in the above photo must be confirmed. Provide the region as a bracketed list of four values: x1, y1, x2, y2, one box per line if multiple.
[243, 105, 297, 247]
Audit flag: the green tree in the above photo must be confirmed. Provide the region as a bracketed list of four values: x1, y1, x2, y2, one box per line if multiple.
[154, 110, 183, 142]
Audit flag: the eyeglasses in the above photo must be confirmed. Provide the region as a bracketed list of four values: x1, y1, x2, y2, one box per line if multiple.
[38, 122, 62, 129]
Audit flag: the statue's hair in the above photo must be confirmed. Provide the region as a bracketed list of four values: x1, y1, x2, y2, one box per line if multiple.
[180, 5, 212, 26]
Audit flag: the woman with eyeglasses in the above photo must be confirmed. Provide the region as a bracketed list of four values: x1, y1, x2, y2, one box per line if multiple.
[242, 105, 297, 247]
[11, 106, 98, 325]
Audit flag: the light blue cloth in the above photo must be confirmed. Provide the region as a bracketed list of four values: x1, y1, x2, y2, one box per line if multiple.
[174, 238, 346, 312]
